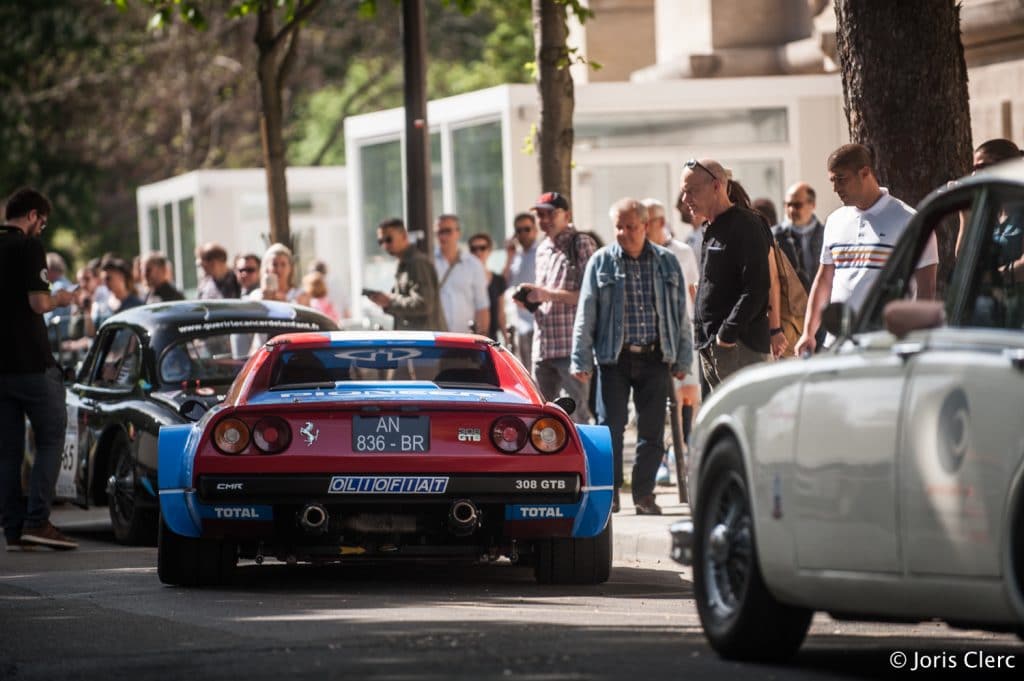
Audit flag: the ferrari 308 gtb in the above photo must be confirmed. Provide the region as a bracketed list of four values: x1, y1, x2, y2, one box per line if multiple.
[157, 331, 613, 586]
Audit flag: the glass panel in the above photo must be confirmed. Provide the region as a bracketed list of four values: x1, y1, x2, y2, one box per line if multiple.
[271, 345, 499, 388]
[163, 203, 176, 281]
[575, 108, 788, 148]
[725, 159, 785, 214]
[95, 329, 140, 388]
[178, 198, 197, 293]
[148, 206, 160, 252]
[964, 192, 1024, 329]
[452, 121, 505, 250]
[577, 164, 671, 245]
[360, 139, 404, 291]
[431, 132, 443, 217]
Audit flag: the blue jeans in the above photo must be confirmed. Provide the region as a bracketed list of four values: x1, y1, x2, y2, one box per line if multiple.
[533, 357, 593, 424]
[597, 352, 670, 501]
[0, 367, 67, 539]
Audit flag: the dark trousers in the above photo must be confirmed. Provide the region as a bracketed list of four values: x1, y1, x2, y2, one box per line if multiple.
[699, 340, 769, 392]
[596, 351, 670, 501]
[0, 367, 66, 540]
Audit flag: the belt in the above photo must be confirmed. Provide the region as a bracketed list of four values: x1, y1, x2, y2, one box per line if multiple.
[624, 342, 658, 354]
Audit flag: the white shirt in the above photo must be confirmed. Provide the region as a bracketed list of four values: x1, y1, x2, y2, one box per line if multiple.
[664, 239, 699, 323]
[434, 248, 489, 334]
[821, 188, 938, 306]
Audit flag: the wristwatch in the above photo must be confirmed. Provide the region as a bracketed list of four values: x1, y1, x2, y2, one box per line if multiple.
[770, 327, 784, 336]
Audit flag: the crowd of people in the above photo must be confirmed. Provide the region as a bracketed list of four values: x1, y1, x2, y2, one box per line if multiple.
[3, 137, 1022, 551]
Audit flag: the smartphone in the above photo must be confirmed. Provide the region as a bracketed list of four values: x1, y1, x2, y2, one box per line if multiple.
[262, 272, 279, 291]
[361, 288, 381, 297]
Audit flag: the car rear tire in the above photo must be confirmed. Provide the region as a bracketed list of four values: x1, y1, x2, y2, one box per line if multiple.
[108, 440, 156, 545]
[157, 519, 237, 587]
[533, 517, 612, 585]
[693, 438, 812, 662]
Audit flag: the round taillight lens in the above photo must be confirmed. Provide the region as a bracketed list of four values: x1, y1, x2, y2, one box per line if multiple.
[530, 417, 567, 453]
[253, 416, 292, 454]
[491, 416, 528, 453]
[213, 418, 250, 455]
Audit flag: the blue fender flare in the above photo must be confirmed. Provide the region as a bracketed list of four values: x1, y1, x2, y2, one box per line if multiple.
[158, 423, 202, 538]
[572, 424, 614, 538]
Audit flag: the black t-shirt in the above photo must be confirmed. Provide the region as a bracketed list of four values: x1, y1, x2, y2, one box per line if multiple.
[693, 205, 771, 353]
[147, 281, 185, 303]
[0, 225, 54, 373]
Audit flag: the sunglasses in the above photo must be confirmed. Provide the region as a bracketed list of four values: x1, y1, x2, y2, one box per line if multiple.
[685, 158, 716, 182]
[469, 244, 489, 253]
[236, 266, 257, 274]
[514, 225, 533, 234]
[785, 201, 804, 209]
[377, 236, 393, 245]
[435, 228, 455, 236]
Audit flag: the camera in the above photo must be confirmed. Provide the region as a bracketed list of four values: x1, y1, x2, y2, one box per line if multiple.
[512, 285, 541, 312]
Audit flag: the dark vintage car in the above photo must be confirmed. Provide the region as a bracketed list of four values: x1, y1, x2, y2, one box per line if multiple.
[55, 300, 338, 544]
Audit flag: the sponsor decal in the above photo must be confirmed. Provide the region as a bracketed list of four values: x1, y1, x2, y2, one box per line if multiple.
[299, 421, 320, 446]
[328, 475, 449, 494]
[198, 505, 273, 520]
[506, 505, 576, 521]
[176, 319, 321, 334]
[216, 482, 244, 491]
[457, 427, 481, 442]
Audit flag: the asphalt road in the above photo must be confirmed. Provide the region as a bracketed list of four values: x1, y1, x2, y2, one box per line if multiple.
[1, 506, 1020, 681]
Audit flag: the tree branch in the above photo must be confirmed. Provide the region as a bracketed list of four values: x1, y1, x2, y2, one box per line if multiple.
[270, 0, 323, 51]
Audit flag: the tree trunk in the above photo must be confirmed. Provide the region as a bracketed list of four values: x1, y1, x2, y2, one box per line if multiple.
[256, 3, 292, 249]
[532, 0, 574, 198]
[834, 0, 972, 285]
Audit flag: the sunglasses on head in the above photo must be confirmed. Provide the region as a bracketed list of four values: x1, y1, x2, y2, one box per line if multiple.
[469, 244, 489, 253]
[377, 235, 393, 245]
[685, 158, 716, 182]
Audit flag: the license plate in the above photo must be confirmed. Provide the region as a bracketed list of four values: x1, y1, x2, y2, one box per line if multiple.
[352, 415, 430, 453]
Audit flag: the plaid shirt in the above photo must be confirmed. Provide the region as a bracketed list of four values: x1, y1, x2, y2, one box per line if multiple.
[623, 243, 657, 345]
[533, 226, 596, 360]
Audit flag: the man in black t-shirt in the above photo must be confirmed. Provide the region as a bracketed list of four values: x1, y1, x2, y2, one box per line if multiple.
[680, 160, 771, 394]
[142, 252, 184, 303]
[0, 187, 78, 550]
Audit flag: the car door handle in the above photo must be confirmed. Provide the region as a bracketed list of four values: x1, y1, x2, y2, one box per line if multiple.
[892, 341, 924, 360]
[1004, 348, 1024, 371]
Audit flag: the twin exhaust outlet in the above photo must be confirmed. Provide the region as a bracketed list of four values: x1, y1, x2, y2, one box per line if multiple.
[296, 499, 481, 536]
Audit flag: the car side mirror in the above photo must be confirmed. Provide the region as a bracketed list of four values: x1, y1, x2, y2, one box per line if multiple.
[820, 302, 853, 339]
[553, 396, 576, 415]
[883, 299, 945, 338]
[179, 398, 209, 422]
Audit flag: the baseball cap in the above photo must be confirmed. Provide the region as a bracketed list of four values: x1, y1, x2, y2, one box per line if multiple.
[533, 191, 570, 211]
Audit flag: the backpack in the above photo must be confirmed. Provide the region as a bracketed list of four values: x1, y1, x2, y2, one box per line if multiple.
[567, 230, 603, 273]
[770, 230, 809, 353]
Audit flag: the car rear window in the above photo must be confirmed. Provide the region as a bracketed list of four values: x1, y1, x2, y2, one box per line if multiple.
[270, 345, 500, 389]
[159, 329, 305, 386]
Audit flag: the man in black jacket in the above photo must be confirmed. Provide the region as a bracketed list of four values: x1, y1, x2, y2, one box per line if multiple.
[0, 187, 78, 551]
[680, 160, 771, 393]
[773, 181, 824, 292]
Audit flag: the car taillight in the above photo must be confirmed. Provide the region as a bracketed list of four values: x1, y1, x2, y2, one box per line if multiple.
[213, 418, 250, 454]
[491, 416, 529, 453]
[252, 416, 291, 454]
[530, 417, 567, 453]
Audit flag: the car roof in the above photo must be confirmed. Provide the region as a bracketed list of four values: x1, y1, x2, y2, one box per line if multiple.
[103, 299, 337, 335]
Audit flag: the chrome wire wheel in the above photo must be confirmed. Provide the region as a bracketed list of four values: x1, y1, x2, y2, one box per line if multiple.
[702, 470, 753, 623]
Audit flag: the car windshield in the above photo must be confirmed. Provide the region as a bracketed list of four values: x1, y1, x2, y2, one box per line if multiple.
[159, 328, 305, 387]
[270, 345, 500, 390]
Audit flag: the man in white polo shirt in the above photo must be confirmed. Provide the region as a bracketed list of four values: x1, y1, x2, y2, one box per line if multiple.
[796, 143, 937, 354]
[433, 214, 490, 335]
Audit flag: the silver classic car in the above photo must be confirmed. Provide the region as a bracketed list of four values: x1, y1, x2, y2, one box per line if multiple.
[672, 160, 1024, 660]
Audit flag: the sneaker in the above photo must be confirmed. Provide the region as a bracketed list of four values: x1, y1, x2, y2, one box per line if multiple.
[21, 522, 78, 550]
[634, 495, 663, 516]
[5, 537, 38, 552]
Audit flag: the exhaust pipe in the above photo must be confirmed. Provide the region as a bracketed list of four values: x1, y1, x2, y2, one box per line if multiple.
[298, 503, 329, 534]
[447, 499, 480, 536]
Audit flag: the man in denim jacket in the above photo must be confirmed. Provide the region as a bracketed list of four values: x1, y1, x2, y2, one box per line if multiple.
[571, 198, 692, 515]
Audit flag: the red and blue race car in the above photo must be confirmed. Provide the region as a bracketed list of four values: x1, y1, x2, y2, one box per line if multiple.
[157, 331, 613, 585]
